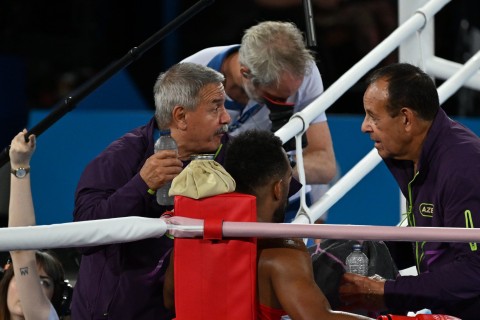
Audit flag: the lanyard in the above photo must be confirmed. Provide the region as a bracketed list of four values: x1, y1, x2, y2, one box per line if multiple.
[227, 104, 262, 132]
[207, 46, 263, 131]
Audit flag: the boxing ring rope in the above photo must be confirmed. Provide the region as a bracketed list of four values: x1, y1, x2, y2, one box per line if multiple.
[427, 57, 480, 92]
[436, 49, 480, 105]
[276, 0, 451, 144]
[293, 48, 480, 226]
[0, 217, 167, 251]
[283, 0, 480, 225]
[2, 216, 480, 252]
[2, 0, 479, 254]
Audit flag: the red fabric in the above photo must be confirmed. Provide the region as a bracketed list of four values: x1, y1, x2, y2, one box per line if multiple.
[203, 218, 223, 240]
[378, 315, 461, 320]
[257, 303, 287, 320]
[173, 193, 257, 320]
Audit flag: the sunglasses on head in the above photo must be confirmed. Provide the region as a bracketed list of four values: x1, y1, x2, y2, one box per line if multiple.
[262, 95, 295, 111]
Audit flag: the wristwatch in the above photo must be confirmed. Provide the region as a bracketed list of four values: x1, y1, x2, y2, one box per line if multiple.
[11, 167, 30, 179]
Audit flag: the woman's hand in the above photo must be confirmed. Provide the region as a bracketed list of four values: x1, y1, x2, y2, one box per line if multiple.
[9, 129, 36, 167]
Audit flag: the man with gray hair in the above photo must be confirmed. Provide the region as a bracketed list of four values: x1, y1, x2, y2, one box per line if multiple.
[182, 21, 337, 222]
[70, 62, 231, 319]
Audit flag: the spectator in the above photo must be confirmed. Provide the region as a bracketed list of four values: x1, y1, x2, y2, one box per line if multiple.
[339, 63, 480, 320]
[0, 130, 66, 320]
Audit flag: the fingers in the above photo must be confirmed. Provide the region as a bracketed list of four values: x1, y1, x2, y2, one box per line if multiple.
[338, 272, 386, 312]
[9, 129, 36, 166]
[338, 273, 365, 307]
[27, 133, 36, 148]
[12, 129, 35, 147]
[140, 151, 183, 190]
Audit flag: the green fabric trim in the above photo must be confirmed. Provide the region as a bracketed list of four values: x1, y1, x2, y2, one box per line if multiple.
[408, 171, 422, 272]
[214, 143, 223, 159]
[465, 210, 477, 251]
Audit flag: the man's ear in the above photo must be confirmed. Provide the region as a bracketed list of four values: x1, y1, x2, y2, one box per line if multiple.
[240, 66, 251, 79]
[273, 180, 283, 201]
[172, 105, 187, 130]
[401, 107, 415, 131]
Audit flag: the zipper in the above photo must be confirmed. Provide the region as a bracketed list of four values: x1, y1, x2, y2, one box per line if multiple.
[406, 171, 423, 272]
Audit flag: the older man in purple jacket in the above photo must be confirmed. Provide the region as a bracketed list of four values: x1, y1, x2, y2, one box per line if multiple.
[339, 63, 480, 320]
[70, 62, 231, 319]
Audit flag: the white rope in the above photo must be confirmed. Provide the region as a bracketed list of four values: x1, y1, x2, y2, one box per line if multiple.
[283, 0, 451, 225]
[0, 217, 167, 251]
[2, 217, 480, 252]
[275, 0, 450, 145]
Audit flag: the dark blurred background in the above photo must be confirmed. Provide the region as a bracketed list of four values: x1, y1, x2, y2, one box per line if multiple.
[0, 0, 478, 135]
[0, 0, 397, 118]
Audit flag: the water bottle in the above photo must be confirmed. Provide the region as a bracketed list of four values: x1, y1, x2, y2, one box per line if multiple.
[154, 132, 177, 206]
[345, 243, 368, 276]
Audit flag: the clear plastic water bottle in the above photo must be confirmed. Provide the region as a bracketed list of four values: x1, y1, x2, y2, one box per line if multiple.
[345, 243, 369, 276]
[154, 131, 177, 206]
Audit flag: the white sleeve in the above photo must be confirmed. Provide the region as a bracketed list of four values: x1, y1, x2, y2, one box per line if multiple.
[181, 45, 237, 65]
[294, 61, 327, 124]
[48, 304, 60, 320]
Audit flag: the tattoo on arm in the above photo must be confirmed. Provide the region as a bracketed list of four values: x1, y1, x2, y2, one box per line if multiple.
[20, 267, 29, 276]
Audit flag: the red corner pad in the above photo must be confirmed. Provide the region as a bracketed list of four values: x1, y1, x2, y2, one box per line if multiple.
[204, 218, 223, 240]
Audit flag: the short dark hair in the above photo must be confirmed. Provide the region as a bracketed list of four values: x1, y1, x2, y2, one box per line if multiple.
[224, 130, 289, 195]
[366, 63, 439, 120]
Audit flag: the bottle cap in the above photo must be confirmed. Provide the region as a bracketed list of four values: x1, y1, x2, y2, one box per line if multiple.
[190, 154, 215, 160]
[352, 243, 363, 250]
[159, 129, 172, 136]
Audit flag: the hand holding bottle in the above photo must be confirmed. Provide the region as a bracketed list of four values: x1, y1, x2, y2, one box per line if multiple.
[154, 133, 178, 205]
[339, 272, 386, 312]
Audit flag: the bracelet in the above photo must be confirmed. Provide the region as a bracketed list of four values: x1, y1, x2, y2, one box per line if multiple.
[147, 188, 156, 195]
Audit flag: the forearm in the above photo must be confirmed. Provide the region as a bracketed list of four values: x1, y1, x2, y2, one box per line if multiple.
[74, 173, 158, 254]
[74, 173, 151, 221]
[385, 255, 480, 311]
[294, 148, 336, 184]
[292, 121, 336, 184]
[10, 252, 54, 320]
[9, 175, 35, 227]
